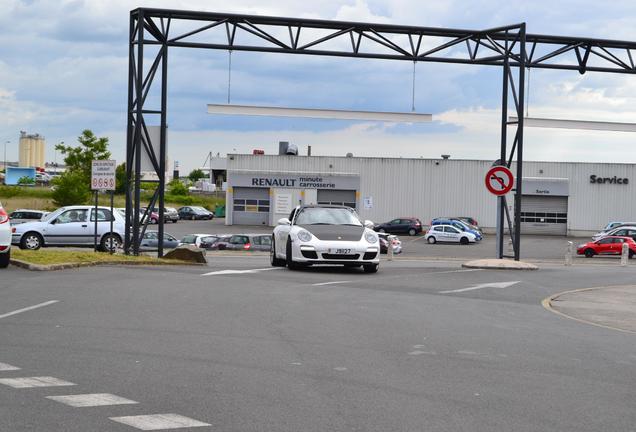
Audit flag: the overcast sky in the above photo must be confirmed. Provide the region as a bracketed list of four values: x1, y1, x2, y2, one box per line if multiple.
[1, 0, 636, 172]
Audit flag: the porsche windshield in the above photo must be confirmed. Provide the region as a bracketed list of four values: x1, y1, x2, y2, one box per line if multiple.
[295, 207, 362, 226]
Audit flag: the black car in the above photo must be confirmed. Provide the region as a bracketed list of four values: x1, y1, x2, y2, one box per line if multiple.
[177, 206, 214, 220]
[374, 217, 423, 236]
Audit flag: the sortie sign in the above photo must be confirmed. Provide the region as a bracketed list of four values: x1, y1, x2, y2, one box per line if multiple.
[485, 166, 514, 196]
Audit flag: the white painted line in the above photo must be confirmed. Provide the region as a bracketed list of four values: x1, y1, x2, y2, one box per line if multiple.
[439, 281, 520, 294]
[0, 376, 75, 388]
[312, 280, 352, 286]
[0, 300, 59, 320]
[201, 268, 281, 276]
[110, 413, 210, 430]
[46, 393, 138, 407]
[428, 269, 483, 275]
[0, 362, 20, 371]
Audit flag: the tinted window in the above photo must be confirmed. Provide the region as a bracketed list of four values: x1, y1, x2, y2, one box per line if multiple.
[230, 235, 249, 244]
[10, 212, 24, 219]
[164, 234, 177, 241]
[433, 226, 444, 232]
[251, 236, 261, 245]
[598, 238, 613, 244]
[145, 232, 158, 240]
[389, 219, 400, 225]
[259, 236, 271, 246]
[444, 226, 460, 234]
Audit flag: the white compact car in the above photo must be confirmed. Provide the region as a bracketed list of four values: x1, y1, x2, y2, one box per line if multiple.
[424, 224, 477, 245]
[0, 202, 11, 268]
[11, 205, 126, 251]
[271, 205, 380, 273]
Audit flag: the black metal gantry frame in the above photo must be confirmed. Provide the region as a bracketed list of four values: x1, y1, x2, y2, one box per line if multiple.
[126, 8, 636, 259]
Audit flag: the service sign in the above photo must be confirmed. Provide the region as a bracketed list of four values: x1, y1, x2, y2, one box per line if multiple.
[91, 160, 116, 191]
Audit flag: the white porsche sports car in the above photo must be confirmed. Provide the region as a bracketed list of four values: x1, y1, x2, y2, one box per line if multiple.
[271, 205, 380, 273]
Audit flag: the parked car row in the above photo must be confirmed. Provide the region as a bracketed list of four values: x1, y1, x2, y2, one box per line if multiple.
[577, 221, 636, 259]
[178, 233, 272, 251]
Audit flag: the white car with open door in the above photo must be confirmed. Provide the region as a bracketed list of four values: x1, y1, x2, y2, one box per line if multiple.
[0, 202, 11, 268]
[271, 205, 380, 273]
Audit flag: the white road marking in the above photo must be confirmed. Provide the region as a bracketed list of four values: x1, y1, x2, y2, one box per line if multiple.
[110, 413, 211, 430]
[408, 350, 436, 355]
[0, 300, 59, 320]
[201, 268, 281, 276]
[439, 281, 520, 294]
[0, 362, 20, 371]
[312, 280, 352, 286]
[428, 269, 483, 275]
[0, 376, 75, 388]
[333, 367, 348, 371]
[47, 393, 138, 407]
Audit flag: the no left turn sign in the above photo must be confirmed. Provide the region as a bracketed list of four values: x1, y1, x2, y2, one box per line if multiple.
[485, 166, 514, 196]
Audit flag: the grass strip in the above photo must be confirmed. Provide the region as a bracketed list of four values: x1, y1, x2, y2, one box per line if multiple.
[12, 249, 188, 266]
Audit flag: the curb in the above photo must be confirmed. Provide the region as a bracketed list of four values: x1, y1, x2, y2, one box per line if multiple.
[542, 285, 636, 335]
[462, 258, 539, 270]
[9, 258, 205, 272]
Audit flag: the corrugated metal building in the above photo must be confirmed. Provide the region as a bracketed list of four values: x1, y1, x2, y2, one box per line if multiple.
[226, 154, 636, 236]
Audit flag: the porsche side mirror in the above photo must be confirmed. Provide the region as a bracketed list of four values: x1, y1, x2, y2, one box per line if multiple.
[277, 218, 291, 226]
[364, 220, 374, 229]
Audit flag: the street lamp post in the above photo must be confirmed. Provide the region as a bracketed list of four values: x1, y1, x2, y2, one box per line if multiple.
[4, 140, 8, 177]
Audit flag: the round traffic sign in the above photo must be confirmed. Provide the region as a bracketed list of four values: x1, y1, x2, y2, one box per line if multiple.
[485, 166, 514, 196]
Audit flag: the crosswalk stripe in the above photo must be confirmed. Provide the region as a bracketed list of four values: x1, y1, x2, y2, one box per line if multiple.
[110, 413, 211, 430]
[0, 376, 75, 388]
[46, 393, 138, 407]
[0, 362, 20, 371]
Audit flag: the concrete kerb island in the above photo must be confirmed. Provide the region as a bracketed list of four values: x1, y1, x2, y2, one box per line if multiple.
[543, 285, 636, 334]
[462, 258, 539, 270]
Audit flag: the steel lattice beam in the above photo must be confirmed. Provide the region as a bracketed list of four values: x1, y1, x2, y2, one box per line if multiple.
[126, 8, 636, 259]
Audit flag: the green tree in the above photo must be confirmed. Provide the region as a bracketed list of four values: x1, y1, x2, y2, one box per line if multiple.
[188, 168, 206, 183]
[17, 176, 35, 186]
[56, 130, 111, 182]
[51, 171, 92, 207]
[115, 163, 127, 194]
[168, 179, 188, 195]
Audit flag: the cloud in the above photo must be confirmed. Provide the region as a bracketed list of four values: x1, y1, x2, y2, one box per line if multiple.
[1, 0, 636, 172]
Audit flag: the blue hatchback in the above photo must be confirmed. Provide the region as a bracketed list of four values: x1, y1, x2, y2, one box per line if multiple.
[431, 218, 482, 241]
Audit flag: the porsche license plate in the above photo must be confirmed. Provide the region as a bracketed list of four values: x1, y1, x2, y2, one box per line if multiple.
[329, 248, 352, 254]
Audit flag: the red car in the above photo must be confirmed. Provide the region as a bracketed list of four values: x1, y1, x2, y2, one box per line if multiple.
[577, 236, 636, 258]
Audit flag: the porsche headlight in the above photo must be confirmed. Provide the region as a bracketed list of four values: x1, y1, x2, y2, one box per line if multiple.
[365, 232, 378, 243]
[297, 229, 312, 242]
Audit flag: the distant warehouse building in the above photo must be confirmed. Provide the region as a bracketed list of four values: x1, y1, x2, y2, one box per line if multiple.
[225, 154, 636, 236]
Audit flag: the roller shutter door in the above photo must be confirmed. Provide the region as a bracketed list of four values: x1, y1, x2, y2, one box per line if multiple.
[519, 195, 568, 235]
[317, 189, 356, 208]
[232, 187, 270, 225]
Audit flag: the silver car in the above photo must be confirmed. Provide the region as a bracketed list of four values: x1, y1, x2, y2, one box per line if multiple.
[11, 205, 126, 251]
[9, 209, 49, 225]
[140, 231, 179, 250]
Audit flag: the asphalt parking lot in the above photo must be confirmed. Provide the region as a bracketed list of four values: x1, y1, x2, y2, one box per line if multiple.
[158, 218, 600, 262]
[1, 256, 636, 431]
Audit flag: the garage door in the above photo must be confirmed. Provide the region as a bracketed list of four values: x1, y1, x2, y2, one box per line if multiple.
[317, 189, 356, 208]
[519, 195, 568, 235]
[232, 187, 270, 225]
